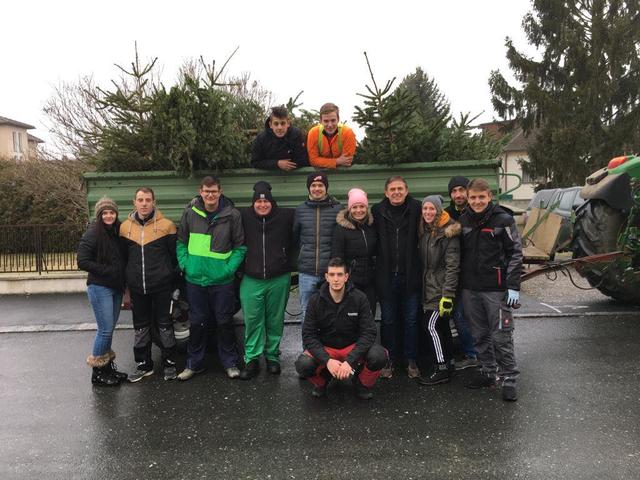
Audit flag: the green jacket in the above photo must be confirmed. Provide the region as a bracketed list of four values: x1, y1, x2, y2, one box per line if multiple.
[177, 195, 246, 286]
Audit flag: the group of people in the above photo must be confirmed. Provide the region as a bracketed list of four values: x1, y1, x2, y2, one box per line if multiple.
[78, 104, 523, 403]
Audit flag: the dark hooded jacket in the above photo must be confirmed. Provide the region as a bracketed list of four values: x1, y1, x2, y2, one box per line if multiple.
[302, 281, 377, 368]
[419, 214, 461, 309]
[459, 203, 523, 291]
[240, 204, 296, 279]
[251, 117, 309, 170]
[331, 208, 377, 287]
[372, 196, 422, 297]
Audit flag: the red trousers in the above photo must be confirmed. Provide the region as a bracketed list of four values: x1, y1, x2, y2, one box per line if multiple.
[303, 344, 382, 388]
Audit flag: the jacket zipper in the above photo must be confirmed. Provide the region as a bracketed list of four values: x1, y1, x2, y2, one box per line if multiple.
[395, 227, 400, 272]
[315, 207, 320, 275]
[140, 226, 146, 294]
[262, 218, 266, 279]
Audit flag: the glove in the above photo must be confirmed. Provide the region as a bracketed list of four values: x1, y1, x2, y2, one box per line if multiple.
[439, 297, 454, 317]
[506, 289, 520, 308]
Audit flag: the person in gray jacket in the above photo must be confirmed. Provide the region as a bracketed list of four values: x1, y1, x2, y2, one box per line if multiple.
[293, 172, 342, 319]
[416, 195, 461, 386]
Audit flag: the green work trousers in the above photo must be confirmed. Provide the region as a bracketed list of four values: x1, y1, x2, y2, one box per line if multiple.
[239, 273, 291, 363]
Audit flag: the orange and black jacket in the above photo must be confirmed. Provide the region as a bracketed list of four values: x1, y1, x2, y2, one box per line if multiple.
[119, 209, 178, 294]
[306, 123, 357, 169]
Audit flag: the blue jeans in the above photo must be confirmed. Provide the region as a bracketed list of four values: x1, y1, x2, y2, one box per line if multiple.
[379, 273, 420, 362]
[87, 284, 123, 357]
[298, 273, 323, 322]
[452, 300, 477, 359]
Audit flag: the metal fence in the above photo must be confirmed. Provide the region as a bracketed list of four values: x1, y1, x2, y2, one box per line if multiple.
[0, 224, 86, 274]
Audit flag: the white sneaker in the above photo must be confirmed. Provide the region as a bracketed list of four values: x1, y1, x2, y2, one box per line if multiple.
[177, 368, 204, 381]
[226, 366, 240, 379]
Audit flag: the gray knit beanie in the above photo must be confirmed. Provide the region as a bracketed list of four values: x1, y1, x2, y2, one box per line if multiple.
[94, 196, 119, 218]
[421, 195, 444, 214]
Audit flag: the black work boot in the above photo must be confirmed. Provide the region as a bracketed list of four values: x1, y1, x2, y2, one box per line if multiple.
[417, 366, 451, 386]
[502, 379, 518, 402]
[92, 367, 120, 386]
[353, 376, 374, 400]
[266, 360, 281, 375]
[239, 359, 260, 380]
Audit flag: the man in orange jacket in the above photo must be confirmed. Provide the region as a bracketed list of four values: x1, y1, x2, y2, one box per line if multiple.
[307, 103, 357, 169]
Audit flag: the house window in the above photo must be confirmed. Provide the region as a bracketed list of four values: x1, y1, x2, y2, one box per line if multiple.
[12, 131, 23, 155]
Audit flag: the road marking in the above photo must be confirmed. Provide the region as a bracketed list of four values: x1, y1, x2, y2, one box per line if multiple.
[540, 303, 562, 313]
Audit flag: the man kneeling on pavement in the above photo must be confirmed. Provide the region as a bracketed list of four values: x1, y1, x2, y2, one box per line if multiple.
[295, 257, 388, 399]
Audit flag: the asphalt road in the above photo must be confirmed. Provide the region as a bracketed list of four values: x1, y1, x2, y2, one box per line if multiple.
[1, 306, 639, 479]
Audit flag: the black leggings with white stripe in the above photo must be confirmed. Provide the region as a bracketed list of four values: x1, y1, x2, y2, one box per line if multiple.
[423, 309, 453, 366]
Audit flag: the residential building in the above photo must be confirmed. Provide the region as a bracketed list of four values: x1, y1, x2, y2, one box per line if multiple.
[0, 116, 43, 161]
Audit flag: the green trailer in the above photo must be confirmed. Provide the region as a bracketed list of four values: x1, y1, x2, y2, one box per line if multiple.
[83, 160, 501, 223]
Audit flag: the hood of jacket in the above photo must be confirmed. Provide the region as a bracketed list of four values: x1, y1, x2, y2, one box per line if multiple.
[336, 208, 373, 229]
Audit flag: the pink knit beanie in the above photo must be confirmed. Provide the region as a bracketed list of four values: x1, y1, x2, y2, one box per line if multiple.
[347, 188, 368, 210]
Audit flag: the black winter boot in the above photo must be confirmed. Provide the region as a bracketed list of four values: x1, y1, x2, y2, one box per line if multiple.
[239, 359, 260, 380]
[92, 367, 120, 386]
[108, 361, 128, 382]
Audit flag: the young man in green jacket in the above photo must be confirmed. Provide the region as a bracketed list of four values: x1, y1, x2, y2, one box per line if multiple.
[176, 176, 246, 380]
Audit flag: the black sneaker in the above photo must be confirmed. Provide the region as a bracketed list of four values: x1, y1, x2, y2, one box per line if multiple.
[417, 368, 451, 386]
[465, 372, 497, 389]
[129, 363, 154, 383]
[502, 381, 518, 402]
[163, 360, 177, 381]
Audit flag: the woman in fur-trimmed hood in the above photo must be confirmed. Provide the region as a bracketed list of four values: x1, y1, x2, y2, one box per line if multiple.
[417, 194, 461, 386]
[330, 188, 378, 315]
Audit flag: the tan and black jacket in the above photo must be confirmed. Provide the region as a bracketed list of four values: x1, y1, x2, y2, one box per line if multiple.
[119, 209, 177, 294]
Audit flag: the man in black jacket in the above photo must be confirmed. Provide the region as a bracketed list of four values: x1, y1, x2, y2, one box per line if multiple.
[372, 176, 422, 379]
[238, 181, 295, 380]
[459, 178, 523, 401]
[251, 106, 308, 170]
[295, 258, 387, 399]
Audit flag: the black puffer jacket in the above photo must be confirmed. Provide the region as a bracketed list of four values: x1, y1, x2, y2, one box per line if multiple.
[293, 196, 342, 276]
[331, 209, 377, 287]
[459, 203, 523, 291]
[302, 281, 377, 368]
[77, 222, 126, 291]
[419, 217, 461, 309]
[372, 196, 422, 298]
[251, 118, 309, 170]
[240, 205, 295, 279]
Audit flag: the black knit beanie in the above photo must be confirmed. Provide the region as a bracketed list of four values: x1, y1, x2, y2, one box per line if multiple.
[252, 181, 276, 206]
[306, 172, 329, 191]
[448, 176, 470, 195]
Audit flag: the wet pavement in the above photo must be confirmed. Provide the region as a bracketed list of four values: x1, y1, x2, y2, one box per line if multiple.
[2, 308, 640, 479]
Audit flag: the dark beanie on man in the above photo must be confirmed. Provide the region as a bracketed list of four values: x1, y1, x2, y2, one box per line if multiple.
[448, 176, 469, 195]
[252, 180, 276, 206]
[306, 172, 329, 191]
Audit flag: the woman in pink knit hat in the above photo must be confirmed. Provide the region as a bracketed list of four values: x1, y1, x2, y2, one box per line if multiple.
[331, 188, 378, 315]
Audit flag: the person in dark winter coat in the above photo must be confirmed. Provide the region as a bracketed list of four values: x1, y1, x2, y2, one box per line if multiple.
[416, 195, 461, 386]
[293, 172, 342, 319]
[295, 258, 388, 399]
[251, 107, 308, 171]
[443, 175, 478, 370]
[120, 187, 179, 383]
[77, 196, 128, 386]
[372, 176, 422, 379]
[331, 188, 378, 315]
[238, 181, 295, 380]
[459, 178, 523, 402]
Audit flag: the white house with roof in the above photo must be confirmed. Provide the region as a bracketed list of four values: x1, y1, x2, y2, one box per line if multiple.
[0, 116, 44, 161]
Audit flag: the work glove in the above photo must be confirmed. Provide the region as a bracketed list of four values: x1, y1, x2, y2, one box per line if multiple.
[439, 297, 454, 317]
[505, 289, 520, 308]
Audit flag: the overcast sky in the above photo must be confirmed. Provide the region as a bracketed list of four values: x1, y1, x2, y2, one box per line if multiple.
[2, 0, 533, 149]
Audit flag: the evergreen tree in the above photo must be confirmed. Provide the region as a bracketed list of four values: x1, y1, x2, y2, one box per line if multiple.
[489, 0, 640, 187]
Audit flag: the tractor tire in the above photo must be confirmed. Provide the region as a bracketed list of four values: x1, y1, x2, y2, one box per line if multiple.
[572, 199, 639, 303]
